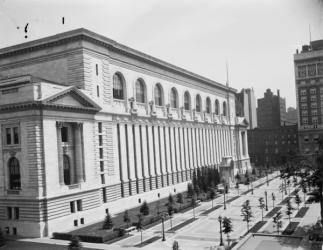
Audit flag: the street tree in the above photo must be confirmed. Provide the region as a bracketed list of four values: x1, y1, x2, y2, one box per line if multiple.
[222, 217, 233, 247]
[258, 197, 265, 221]
[271, 192, 276, 208]
[241, 200, 253, 232]
[176, 193, 184, 210]
[294, 191, 302, 211]
[0, 230, 5, 247]
[191, 193, 197, 219]
[172, 240, 179, 250]
[235, 182, 240, 196]
[286, 199, 294, 223]
[102, 212, 114, 230]
[167, 204, 174, 229]
[273, 211, 283, 234]
[209, 188, 216, 208]
[279, 183, 285, 201]
[187, 183, 194, 198]
[123, 210, 131, 229]
[136, 213, 144, 245]
[168, 193, 174, 206]
[68, 235, 82, 250]
[300, 180, 307, 207]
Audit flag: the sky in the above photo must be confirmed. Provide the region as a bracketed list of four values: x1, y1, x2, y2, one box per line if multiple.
[0, 0, 323, 108]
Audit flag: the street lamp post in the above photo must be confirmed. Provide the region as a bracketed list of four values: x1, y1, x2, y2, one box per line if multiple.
[251, 177, 254, 195]
[161, 213, 166, 241]
[218, 216, 224, 246]
[223, 186, 226, 210]
[265, 190, 268, 211]
[266, 171, 269, 186]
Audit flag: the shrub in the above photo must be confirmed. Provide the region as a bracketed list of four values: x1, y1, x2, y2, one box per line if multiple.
[0, 230, 5, 247]
[68, 235, 82, 250]
[102, 212, 114, 230]
[140, 201, 150, 216]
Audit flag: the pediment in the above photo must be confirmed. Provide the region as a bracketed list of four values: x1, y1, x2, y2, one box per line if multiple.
[42, 87, 101, 111]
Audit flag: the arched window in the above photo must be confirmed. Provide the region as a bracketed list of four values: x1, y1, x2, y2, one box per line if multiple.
[170, 87, 178, 108]
[63, 155, 71, 185]
[223, 101, 227, 116]
[113, 73, 124, 100]
[154, 84, 164, 106]
[206, 97, 211, 113]
[215, 99, 219, 115]
[135, 79, 146, 103]
[8, 157, 21, 190]
[184, 91, 191, 110]
[196, 94, 202, 112]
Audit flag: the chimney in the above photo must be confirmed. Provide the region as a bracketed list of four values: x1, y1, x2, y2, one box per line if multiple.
[277, 89, 280, 97]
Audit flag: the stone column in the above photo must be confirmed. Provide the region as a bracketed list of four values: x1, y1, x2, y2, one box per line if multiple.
[56, 122, 64, 185]
[74, 123, 84, 183]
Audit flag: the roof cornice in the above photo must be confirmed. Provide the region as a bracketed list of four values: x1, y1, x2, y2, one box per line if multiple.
[0, 28, 236, 94]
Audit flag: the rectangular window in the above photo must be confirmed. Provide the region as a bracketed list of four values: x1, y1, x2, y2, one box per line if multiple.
[76, 200, 82, 211]
[300, 96, 307, 102]
[80, 218, 84, 224]
[312, 109, 318, 116]
[74, 220, 78, 227]
[6, 128, 11, 144]
[102, 187, 107, 203]
[7, 207, 12, 219]
[99, 135, 102, 146]
[99, 148, 103, 159]
[14, 207, 19, 220]
[301, 103, 307, 110]
[302, 118, 308, 125]
[61, 127, 68, 142]
[311, 102, 317, 108]
[300, 89, 307, 96]
[4, 126, 20, 145]
[13, 127, 19, 144]
[310, 88, 317, 95]
[70, 201, 75, 213]
[313, 117, 318, 124]
[95, 64, 99, 76]
[308, 64, 317, 76]
[298, 65, 306, 77]
[301, 110, 308, 116]
[97, 85, 100, 97]
[311, 96, 317, 102]
[98, 122, 102, 133]
[101, 174, 105, 184]
[13, 227, 17, 235]
[318, 63, 323, 75]
[100, 161, 104, 172]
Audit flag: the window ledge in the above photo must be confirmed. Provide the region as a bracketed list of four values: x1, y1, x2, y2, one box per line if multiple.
[7, 189, 20, 195]
[68, 184, 81, 190]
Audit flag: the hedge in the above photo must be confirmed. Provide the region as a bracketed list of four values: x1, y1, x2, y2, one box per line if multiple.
[53, 230, 119, 243]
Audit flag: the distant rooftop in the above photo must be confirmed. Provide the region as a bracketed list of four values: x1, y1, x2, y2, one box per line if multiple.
[298, 39, 323, 53]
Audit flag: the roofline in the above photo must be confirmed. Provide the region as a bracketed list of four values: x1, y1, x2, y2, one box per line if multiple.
[0, 28, 236, 94]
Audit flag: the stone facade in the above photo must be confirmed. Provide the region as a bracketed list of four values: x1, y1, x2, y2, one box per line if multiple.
[294, 39, 323, 155]
[0, 29, 250, 237]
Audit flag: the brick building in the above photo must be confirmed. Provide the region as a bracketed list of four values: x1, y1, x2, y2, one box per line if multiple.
[248, 124, 298, 166]
[294, 39, 323, 155]
[257, 89, 286, 128]
[0, 29, 250, 237]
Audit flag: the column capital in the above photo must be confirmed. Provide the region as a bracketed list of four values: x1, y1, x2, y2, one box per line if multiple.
[56, 121, 64, 128]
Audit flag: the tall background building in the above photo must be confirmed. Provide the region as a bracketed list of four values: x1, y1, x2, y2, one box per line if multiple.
[257, 89, 286, 128]
[294, 39, 323, 155]
[235, 88, 257, 129]
[286, 107, 298, 125]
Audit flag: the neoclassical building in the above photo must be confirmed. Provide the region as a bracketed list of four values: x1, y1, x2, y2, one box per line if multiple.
[0, 29, 250, 237]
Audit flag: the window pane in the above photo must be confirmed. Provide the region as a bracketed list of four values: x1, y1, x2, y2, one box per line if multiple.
[63, 155, 71, 185]
[13, 127, 19, 144]
[184, 92, 190, 110]
[6, 128, 11, 145]
[196, 96, 201, 112]
[61, 127, 68, 142]
[136, 80, 145, 103]
[170, 88, 177, 108]
[113, 74, 124, 99]
[14, 207, 19, 220]
[154, 85, 163, 106]
[8, 157, 21, 190]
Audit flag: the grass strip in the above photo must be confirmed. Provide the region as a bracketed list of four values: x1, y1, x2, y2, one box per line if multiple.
[282, 222, 299, 235]
[295, 207, 309, 218]
[265, 206, 282, 218]
[134, 236, 162, 247]
[249, 220, 268, 233]
[200, 205, 222, 215]
[167, 218, 197, 232]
